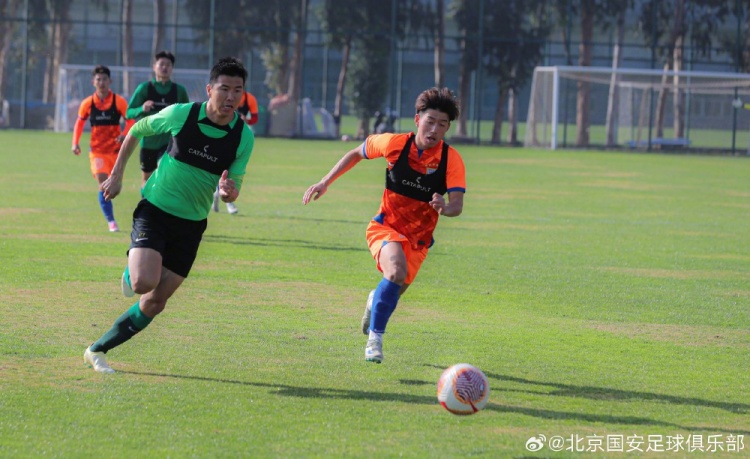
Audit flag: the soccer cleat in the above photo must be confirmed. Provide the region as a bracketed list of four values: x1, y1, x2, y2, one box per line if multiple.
[108, 221, 120, 232]
[361, 290, 375, 335]
[212, 190, 220, 212]
[84, 346, 115, 374]
[121, 265, 135, 298]
[226, 202, 238, 215]
[365, 337, 383, 363]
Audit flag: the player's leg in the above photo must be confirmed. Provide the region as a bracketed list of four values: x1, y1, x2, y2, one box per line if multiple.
[364, 240, 408, 363]
[90, 153, 118, 231]
[85, 268, 184, 373]
[213, 186, 220, 212]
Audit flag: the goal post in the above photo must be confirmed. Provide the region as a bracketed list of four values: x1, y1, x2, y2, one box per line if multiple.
[54, 64, 212, 133]
[524, 65, 750, 151]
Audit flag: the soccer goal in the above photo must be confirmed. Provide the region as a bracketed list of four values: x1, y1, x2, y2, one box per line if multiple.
[54, 64, 212, 132]
[524, 65, 750, 151]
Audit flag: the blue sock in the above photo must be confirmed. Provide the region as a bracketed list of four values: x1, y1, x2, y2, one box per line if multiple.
[370, 278, 401, 334]
[98, 191, 114, 222]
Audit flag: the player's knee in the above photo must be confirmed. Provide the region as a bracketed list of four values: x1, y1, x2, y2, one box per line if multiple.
[131, 274, 158, 295]
[384, 267, 407, 285]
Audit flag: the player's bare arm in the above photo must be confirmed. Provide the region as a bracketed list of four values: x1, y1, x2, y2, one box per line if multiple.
[429, 191, 463, 217]
[302, 146, 364, 205]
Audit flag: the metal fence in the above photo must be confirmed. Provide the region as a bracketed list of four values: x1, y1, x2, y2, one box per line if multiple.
[1, 0, 747, 146]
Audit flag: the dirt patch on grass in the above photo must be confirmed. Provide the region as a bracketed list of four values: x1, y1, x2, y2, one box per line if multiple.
[600, 266, 747, 280]
[587, 322, 749, 348]
[580, 180, 670, 192]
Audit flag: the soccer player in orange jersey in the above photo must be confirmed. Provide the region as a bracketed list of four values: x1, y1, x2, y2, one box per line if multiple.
[303, 87, 466, 363]
[72, 65, 135, 232]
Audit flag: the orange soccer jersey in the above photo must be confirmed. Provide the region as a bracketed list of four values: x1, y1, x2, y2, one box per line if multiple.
[363, 132, 466, 250]
[73, 91, 133, 156]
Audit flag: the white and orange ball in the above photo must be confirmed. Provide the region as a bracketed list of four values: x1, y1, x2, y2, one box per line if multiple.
[437, 363, 490, 415]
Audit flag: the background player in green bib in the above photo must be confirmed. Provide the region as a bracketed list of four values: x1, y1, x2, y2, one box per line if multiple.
[127, 50, 190, 187]
[83, 57, 254, 374]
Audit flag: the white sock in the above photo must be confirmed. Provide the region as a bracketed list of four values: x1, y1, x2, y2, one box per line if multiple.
[368, 330, 383, 341]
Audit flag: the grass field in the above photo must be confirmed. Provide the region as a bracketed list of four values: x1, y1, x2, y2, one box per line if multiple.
[1, 129, 748, 457]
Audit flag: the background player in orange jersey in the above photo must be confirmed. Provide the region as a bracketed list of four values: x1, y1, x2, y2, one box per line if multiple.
[212, 88, 258, 215]
[72, 65, 135, 232]
[302, 87, 466, 364]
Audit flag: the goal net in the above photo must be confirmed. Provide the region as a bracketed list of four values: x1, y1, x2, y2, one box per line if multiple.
[54, 64, 211, 132]
[524, 66, 750, 151]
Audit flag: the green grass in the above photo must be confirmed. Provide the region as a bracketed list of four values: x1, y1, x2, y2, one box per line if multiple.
[0, 130, 748, 457]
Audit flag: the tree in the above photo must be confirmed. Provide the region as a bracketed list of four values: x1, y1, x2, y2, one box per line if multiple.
[0, 0, 20, 103]
[318, 1, 406, 138]
[42, 0, 72, 104]
[605, 2, 633, 147]
[552, 0, 639, 147]
[151, 0, 166, 59]
[448, 0, 481, 138]
[316, 0, 359, 137]
[185, 0, 302, 96]
[637, 0, 729, 139]
[483, 0, 550, 145]
[121, 0, 134, 95]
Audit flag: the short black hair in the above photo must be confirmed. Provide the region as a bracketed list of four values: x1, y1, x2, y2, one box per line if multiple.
[415, 87, 460, 121]
[154, 50, 175, 65]
[209, 57, 248, 85]
[92, 65, 111, 78]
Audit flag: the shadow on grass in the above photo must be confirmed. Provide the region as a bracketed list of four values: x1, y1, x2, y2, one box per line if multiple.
[464, 369, 749, 415]
[120, 370, 748, 435]
[203, 234, 362, 252]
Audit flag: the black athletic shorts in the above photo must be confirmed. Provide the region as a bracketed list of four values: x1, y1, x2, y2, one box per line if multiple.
[129, 199, 207, 278]
[140, 146, 168, 173]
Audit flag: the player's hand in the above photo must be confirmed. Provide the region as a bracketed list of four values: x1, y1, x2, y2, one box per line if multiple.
[142, 100, 155, 113]
[302, 182, 328, 205]
[72, 145, 81, 156]
[429, 192, 446, 214]
[100, 174, 123, 201]
[218, 170, 238, 202]
[115, 134, 125, 144]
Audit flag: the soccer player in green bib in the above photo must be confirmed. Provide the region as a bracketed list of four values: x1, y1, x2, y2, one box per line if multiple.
[83, 57, 254, 374]
[127, 50, 190, 187]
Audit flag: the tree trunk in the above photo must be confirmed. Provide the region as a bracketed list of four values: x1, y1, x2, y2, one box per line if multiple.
[287, 0, 307, 103]
[43, 3, 72, 105]
[333, 37, 351, 138]
[575, 1, 593, 147]
[433, 0, 444, 88]
[455, 33, 471, 138]
[605, 8, 626, 147]
[507, 87, 518, 145]
[655, 62, 670, 139]
[672, 0, 686, 139]
[0, 0, 20, 100]
[122, 0, 134, 95]
[151, 0, 166, 59]
[491, 85, 507, 145]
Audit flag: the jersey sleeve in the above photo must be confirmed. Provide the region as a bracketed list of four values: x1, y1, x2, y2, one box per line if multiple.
[115, 95, 135, 135]
[228, 125, 255, 191]
[126, 82, 150, 119]
[445, 147, 466, 193]
[177, 84, 190, 103]
[129, 103, 192, 139]
[72, 96, 93, 146]
[363, 133, 401, 160]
